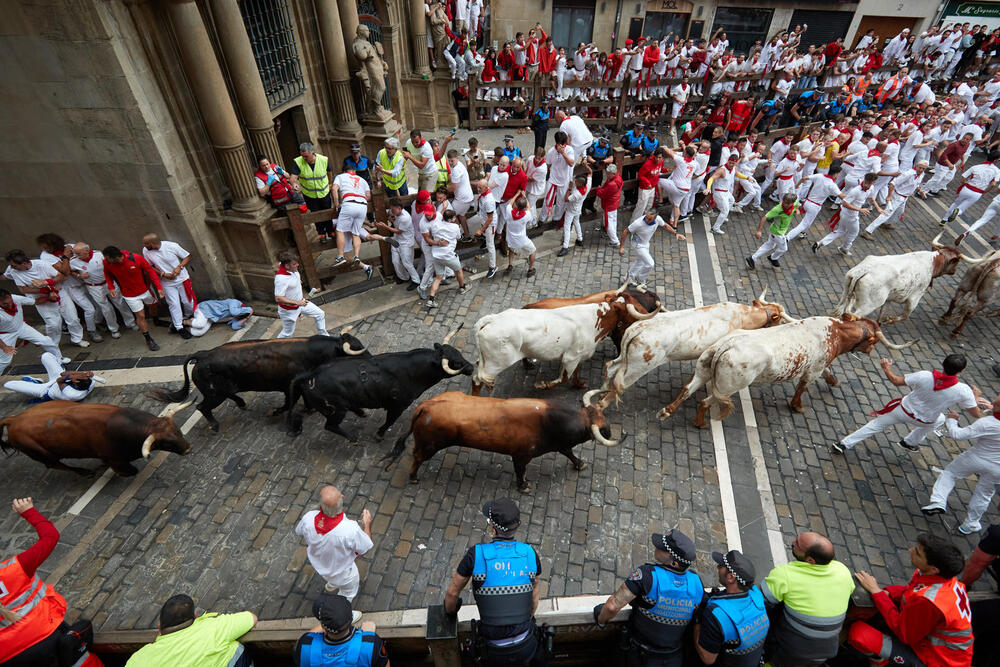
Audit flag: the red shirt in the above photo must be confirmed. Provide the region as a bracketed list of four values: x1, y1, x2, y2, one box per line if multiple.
[938, 141, 968, 167]
[637, 158, 663, 189]
[643, 45, 660, 69]
[822, 41, 842, 64]
[104, 250, 163, 297]
[15, 508, 59, 577]
[501, 168, 528, 200]
[539, 46, 557, 73]
[595, 174, 623, 210]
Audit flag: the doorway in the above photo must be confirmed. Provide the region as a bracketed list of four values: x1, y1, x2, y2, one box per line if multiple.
[850, 15, 917, 50]
[273, 105, 308, 168]
[551, 0, 595, 48]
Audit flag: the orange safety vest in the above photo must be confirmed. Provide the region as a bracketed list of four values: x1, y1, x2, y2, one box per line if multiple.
[903, 573, 974, 667]
[0, 556, 67, 662]
[854, 76, 871, 96]
[877, 76, 903, 102]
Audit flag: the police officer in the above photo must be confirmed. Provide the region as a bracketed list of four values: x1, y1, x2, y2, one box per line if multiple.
[503, 135, 523, 160]
[620, 122, 645, 155]
[641, 128, 660, 156]
[693, 550, 769, 667]
[294, 593, 389, 667]
[343, 143, 373, 187]
[593, 530, 704, 666]
[531, 107, 551, 151]
[585, 134, 614, 213]
[444, 498, 545, 666]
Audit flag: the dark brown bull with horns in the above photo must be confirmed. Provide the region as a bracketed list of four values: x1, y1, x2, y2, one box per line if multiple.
[0, 401, 193, 475]
[939, 249, 1000, 337]
[380, 389, 622, 492]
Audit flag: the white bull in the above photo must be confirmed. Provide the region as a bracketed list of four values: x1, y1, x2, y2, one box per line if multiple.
[830, 234, 972, 323]
[659, 315, 913, 428]
[471, 297, 657, 395]
[599, 297, 790, 408]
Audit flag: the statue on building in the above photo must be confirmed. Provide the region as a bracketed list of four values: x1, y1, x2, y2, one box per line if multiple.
[352, 24, 388, 117]
[428, 0, 450, 66]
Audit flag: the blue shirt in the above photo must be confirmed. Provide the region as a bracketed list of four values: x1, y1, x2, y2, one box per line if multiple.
[198, 299, 253, 329]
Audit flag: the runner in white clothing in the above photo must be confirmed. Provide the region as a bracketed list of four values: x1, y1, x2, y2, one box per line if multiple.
[524, 148, 548, 223]
[708, 154, 741, 234]
[619, 209, 684, 284]
[385, 199, 421, 289]
[0, 290, 65, 376]
[863, 162, 928, 237]
[3, 251, 86, 347]
[3, 352, 104, 402]
[274, 252, 329, 338]
[142, 235, 196, 338]
[542, 132, 575, 223]
[658, 144, 699, 227]
[504, 196, 537, 277]
[331, 169, 372, 268]
[945, 154, 1000, 231]
[959, 196, 1000, 243]
[835, 354, 983, 454]
[37, 235, 101, 343]
[474, 179, 500, 278]
[70, 243, 136, 338]
[447, 150, 475, 239]
[555, 111, 594, 165]
[814, 174, 878, 256]
[559, 165, 591, 254]
[786, 166, 843, 241]
[922, 393, 1000, 533]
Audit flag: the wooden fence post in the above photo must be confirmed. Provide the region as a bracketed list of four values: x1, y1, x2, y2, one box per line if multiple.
[286, 207, 322, 290]
[372, 188, 395, 280]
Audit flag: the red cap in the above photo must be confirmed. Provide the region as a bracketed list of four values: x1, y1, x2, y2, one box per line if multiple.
[417, 189, 431, 203]
[625, 39, 633, 45]
[420, 203, 436, 216]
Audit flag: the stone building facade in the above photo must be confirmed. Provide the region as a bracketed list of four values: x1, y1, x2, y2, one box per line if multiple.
[0, 0, 459, 300]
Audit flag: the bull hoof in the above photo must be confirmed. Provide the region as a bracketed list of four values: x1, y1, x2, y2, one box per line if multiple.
[881, 317, 900, 325]
[374, 430, 385, 441]
[270, 407, 287, 416]
[657, 408, 673, 421]
[693, 420, 708, 429]
[574, 461, 588, 471]
[517, 483, 532, 494]
[826, 376, 840, 388]
[208, 422, 220, 433]
[788, 400, 806, 414]
[408, 477, 418, 484]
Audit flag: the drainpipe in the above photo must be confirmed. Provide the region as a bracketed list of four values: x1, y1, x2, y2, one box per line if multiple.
[612, 0, 623, 49]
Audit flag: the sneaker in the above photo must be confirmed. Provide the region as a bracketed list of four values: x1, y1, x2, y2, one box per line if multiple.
[442, 277, 453, 285]
[426, 297, 438, 309]
[407, 281, 418, 291]
[897, 439, 918, 452]
[89, 331, 104, 343]
[882, 223, 895, 230]
[948, 208, 960, 223]
[711, 227, 725, 235]
[955, 233, 968, 246]
[831, 442, 845, 455]
[60, 356, 72, 365]
[21, 376, 43, 384]
[128, 324, 139, 331]
[731, 205, 744, 215]
[920, 504, 946, 516]
[457, 285, 469, 295]
[110, 330, 121, 339]
[387, 238, 400, 248]
[324, 583, 340, 594]
[838, 247, 853, 256]
[751, 204, 764, 212]
[352, 611, 363, 625]
[812, 242, 819, 254]
[332, 255, 347, 266]
[860, 230, 875, 240]
[556, 247, 569, 257]
[958, 521, 982, 535]
[574, 239, 583, 247]
[351, 256, 361, 265]
[146, 338, 160, 352]
[178, 328, 192, 340]
[526, 267, 536, 277]
[486, 267, 498, 279]
[939, 219, 948, 227]
[365, 265, 374, 280]
[745, 256, 756, 270]
[769, 257, 780, 267]
[74, 339, 91, 348]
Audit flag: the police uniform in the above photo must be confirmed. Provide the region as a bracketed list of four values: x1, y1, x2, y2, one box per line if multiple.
[587, 138, 614, 202]
[697, 551, 769, 667]
[623, 531, 705, 667]
[640, 134, 660, 157]
[503, 136, 523, 161]
[343, 153, 373, 187]
[620, 127, 645, 154]
[456, 499, 545, 666]
[295, 594, 388, 667]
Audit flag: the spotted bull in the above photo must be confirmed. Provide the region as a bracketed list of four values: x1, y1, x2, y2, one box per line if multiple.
[0, 401, 192, 475]
[600, 295, 789, 408]
[659, 315, 913, 427]
[472, 294, 660, 395]
[380, 389, 622, 492]
[940, 249, 1000, 337]
[148, 331, 368, 431]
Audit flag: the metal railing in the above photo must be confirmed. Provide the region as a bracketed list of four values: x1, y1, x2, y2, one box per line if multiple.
[240, 0, 306, 110]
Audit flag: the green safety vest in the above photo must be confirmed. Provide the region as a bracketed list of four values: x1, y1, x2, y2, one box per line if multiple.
[377, 149, 406, 190]
[293, 154, 330, 199]
[436, 156, 450, 188]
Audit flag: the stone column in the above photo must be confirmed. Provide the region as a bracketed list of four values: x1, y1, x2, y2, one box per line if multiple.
[339, 0, 361, 69]
[209, 0, 282, 162]
[314, 0, 361, 133]
[410, 0, 430, 75]
[167, 0, 259, 211]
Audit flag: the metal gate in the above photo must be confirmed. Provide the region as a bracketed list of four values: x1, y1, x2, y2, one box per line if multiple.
[357, 0, 391, 111]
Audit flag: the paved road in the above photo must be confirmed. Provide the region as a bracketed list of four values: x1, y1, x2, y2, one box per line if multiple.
[0, 174, 998, 631]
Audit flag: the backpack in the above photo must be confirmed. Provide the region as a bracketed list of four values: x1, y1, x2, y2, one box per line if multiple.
[256, 165, 293, 206]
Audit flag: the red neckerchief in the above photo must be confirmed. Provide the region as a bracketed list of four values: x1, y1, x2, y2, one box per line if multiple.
[85, 250, 94, 262]
[825, 174, 836, 181]
[781, 202, 797, 216]
[994, 412, 1000, 422]
[683, 155, 694, 163]
[868, 149, 881, 158]
[781, 137, 790, 144]
[931, 370, 960, 391]
[276, 264, 292, 276]
[1, 301, 16, 316]
[577, 184, 588, 195]
[533, 156, 545, 167]
[314, 511, 345, 535]
[511, 208, 527, 220]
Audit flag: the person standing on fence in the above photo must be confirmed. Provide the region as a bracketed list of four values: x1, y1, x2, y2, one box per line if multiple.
[541, 131, 575, 225]
[141, 234, 196, 340]
[274, 251, 328, 339]
[374, 137, 408, 197]
[669, 75, 691, 135]
[289, 142, 336, 243]
[404, 130, 438, 193]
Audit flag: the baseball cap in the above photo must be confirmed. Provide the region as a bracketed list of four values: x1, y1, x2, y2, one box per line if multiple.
[712, 549, 756, 587]
[651, 529, 695, 566]
[313, 593, 353, 631]
[504, 134, 514, 141]
[416, 189, 432, 203]
[482, 498, 520, 532]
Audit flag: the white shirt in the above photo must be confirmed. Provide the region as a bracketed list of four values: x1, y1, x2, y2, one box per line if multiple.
[902, 371, 977, 423]
[69, 250, 109, 286]
[506, 209, 532, 248]
[946, 414, 1000, 457]
[142, 240, 190, 286]
[670, 83, 689, 104]
[802, 174, 841, 203]
[900, 129, 924, 157]
[418, 211, 440, 248]
[274, 269, 304, 303]
[295, 511, 373, 580]
[857, 35, 874, 50]
[545, 146, 576, 187]
[565, 177, 591, 216]
[39, 250, 82, 288]
[333, 172, 371, 204]
[390, 209, 415, 245]
[962, 163, 1000, 191]
[430, 219, 461, 259]
[449, 161, 474, 202]
[4, 260, 58, 289]
[769, 139, 791, 165]
[667, 155, 697, 189]
[407, 139, 437, 175]
[890, 169, 924, 197]
[628, 215, 666, 247]
[775, 78, 793, 97]
[839, 185, 875, 219]
[560, 116, 594, 152]
[525, 159, 548, 196]
[0, 294, 33, 334]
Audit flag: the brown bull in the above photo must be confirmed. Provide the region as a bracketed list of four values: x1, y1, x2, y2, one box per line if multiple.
[380, 390, 622, 492]
[940, 250, 1000, 337]
[0, 401, 193, 475]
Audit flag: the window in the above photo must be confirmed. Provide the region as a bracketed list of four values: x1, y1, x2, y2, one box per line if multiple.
[788, 10, 853, 50]
[644, 11, 690, 40]
[240, 0, 306, 110]
[712, 6, 774, 55]
[551, 0, 594, 50]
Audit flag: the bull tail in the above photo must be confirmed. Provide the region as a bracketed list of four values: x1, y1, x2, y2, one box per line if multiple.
[0, 419, 11, 454]
[380, 413, 417, 471]
[830, 272, 862, 316]
[285, 371, 314, 435]
[147, 356, 196, 403]
[704, 345, 735, 421]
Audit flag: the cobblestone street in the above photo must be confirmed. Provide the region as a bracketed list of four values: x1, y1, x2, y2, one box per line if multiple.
[1, 179, 998, 632]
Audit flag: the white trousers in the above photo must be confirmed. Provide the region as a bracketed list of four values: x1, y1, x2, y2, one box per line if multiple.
[944, 188, 983, 221]
[929, 448, 1000, 528]
[967, 198, 1000, 235]
[840, 404, 944, 449]
[711, 192, 734, 231]
[391, 243, 420, 283]
[819, 213, 860, 250]
[3, 352, 67, 399]
[628, 244, 654, 282]
[36, 299, 83, 344]
[898, 151, 916, 172]
[63, 284, 97, 332]
[787, 200, 824, 240]
[562, 211, 583, 248]
[162, 281, 195, 329]
[752, 233, 788, 261]
[482, 223, 497, 269]
[635, 186, 655, 217]
[775, 176, 796, 197]
[602, 209, 619, 244]
[85, 283, 135, 331]
[0, 324, 62, 376]
[866, 193, 909, 232]
[924, 165, 956, 194]
[542, 182, 568, 221]
[277, 301, 328, 338]
[682, 179, 706, 216]
[736, 178, 762, 207]
[323, 562, 361, 602]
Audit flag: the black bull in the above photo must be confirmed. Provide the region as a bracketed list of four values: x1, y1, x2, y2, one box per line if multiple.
[148, 334, 369, 431]
[286, 344, 475, 441]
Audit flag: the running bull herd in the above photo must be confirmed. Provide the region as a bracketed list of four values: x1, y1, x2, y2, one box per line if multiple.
[2, 238, 999, 492]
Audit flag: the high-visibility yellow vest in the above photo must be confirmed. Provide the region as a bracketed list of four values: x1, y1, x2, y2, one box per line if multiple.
[377, 148, 406, 190]
[436, 156, 450, 188]
[293, 154, 330, 199]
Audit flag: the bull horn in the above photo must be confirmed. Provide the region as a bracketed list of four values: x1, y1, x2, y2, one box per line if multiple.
[780, 313, 798, 323]
[614, 279, 630, 296]
[931, 231, 945, 249]
[757, 287, 767, 301]
[164, 401, 193, 419]
[876, 331, 917, 350]
[342, 342, 364, 355]
[958, 251, 987, 264]
[441, 322, 465, 346]
[582, 389, 604, 407]
[442, 358, 464, 375]
[141, 434, 155, 460]
[340, 325, 354, 335]
[635, 284, 648, 294]
[626, 303, 659, 321]
[590, 423, 621, 447]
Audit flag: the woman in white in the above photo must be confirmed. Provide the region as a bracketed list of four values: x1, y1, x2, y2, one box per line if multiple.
[274, 252, 328, 338]
[619, 209, 684, 284]
[4, 352, 104, 402]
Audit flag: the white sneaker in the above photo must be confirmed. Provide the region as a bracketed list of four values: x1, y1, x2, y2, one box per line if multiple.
[74, 339, 91, 348]
[60, 357, 72, 364]
[352, 610, 363, 625]
[958, 521, 982, 535]
[838, 247, 853, 256]
[710, 227, 725, 235]
[731, 205, 744, 215]
[110, 330, 121, 339]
